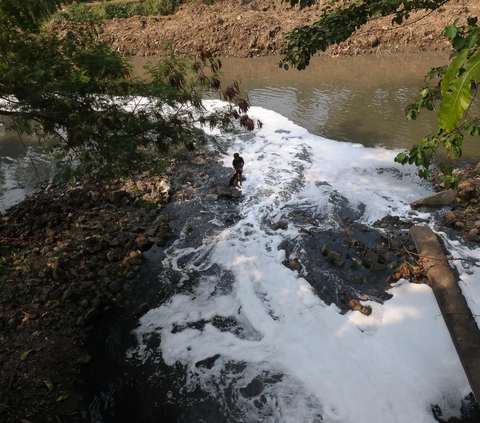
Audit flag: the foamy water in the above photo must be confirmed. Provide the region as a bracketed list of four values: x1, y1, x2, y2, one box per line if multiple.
[128, 101, 477, 422]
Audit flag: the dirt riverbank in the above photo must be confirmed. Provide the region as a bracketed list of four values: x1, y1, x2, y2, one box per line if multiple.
[50, 0, 477, 58]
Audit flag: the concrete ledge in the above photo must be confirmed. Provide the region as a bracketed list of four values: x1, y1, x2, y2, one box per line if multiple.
[410, 225, 480, 402]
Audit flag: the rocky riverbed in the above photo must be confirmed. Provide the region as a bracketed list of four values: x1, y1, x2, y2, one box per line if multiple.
[1, 149, 480, 422]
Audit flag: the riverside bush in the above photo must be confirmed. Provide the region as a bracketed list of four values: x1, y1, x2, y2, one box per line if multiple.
[53, 0, 182, 21]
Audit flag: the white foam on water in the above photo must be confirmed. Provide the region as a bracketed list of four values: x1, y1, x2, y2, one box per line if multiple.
[129, 101, 473, 422]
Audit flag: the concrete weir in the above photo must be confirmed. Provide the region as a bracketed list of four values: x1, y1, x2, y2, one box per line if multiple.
[410, 225, 480, 402]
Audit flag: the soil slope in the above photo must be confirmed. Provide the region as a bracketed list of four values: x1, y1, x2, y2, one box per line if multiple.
[50, 0, 477, 57]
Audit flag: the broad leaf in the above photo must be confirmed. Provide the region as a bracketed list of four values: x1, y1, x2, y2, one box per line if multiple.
[439, 51, 480, 132]
[441, 49, 468, 96]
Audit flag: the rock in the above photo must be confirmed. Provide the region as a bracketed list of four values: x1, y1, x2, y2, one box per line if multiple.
[325, 251, 346, 268]
[85, 308, 98, 323]
[410, 190, 458, 208]
[106, 251, 120, 262]
[84, 237, 102, 254]
[206, 193, 219, 200]
[108, 190, 127, 203]
[77, 355, 92, 365]
[283, 259, 302, 271]
[455, 221, 466, 229]
[370, 261, 387, 271]
[125, 271, 137, 280]
[108, 281, 122, 294]
[470, 228, 479, 236]
[363, 251, 379, 267]
[442, 211, 457, 225]
[134, 302, 149, 317]
[79, 299, 89, 309]
[349, 299, 372, 316]
[62, 289, 74, 301]
[272, 220, 288, 230]
[97, 268, 108, 277]
[216, 185, 233, 198]
[136, 235, 154, 251]
[321, 244, 332, 256]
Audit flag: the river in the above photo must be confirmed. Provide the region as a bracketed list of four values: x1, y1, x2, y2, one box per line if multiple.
[3, 53, 478, 211]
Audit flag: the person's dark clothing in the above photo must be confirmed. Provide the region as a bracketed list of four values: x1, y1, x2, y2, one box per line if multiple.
[229, 156, 244, 187]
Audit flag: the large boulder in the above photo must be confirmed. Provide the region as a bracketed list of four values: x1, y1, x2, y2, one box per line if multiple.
[410, 190, 458, 209]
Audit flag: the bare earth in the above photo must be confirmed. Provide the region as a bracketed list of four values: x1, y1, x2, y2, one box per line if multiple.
[50, 0, 477, 57]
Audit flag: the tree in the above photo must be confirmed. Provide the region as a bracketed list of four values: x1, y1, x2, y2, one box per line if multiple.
[0, 0, 258, 179]
[281, 0, 480, 187]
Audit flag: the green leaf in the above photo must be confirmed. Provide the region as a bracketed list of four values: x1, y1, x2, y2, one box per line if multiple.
[441, 49, 468, 95]
[56, 393, 69, 402]
[439, 51, 480, 132]
[44, 380, 54, 390]
[394, 152, 408, 164]
[439, 163, 453, 176]
[445, 25, 458, 40]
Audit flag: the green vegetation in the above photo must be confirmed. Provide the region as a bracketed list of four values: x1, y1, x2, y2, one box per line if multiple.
[53, 0, 182, 21]
[0, 0, 257, 180]
[282, 0, 480, 185]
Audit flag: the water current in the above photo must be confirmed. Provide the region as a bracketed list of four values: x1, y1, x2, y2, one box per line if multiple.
[103, 99, 478, 423]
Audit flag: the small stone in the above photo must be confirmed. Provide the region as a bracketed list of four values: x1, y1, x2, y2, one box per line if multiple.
[106, 251, 120, 262]
[129, 250, 141, 259]
[85, 308, 98, 323]
[125, 271, 137, 280]
[63, 289, 74, 301]
[108, 190, 127, 204]
[455, 221, 465, 229]
[321, 244, 332, 257]
[136, 235, 154, 251]
[442, 211, 457, 225]
[272, 220, 288, 231]
[84, 237, 102, 254]
[326, 251, 346, 268]
[97, 268, 108, 277]
[79, 299, 89, 309]
[108, 281, 122, 294]
[469, 228, 479, 236]
[77, 355, 92, 364]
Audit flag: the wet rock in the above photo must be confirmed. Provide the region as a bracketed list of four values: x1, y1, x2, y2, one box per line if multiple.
[206, 193, 219, 200]
[134, 302, 149, 317]
[349, 299, 372, 316]
[325, 251, 346, 268]
[283, 259, 302, 271]
[410, 190, 458, 208]
[321, 244, 332, 256]
[363, 251, 379, 267]
[272, 220, 288, 230]
[442, 211, 457, 225]
[79, 299, 89, 309]
[455, 221, 466, 229]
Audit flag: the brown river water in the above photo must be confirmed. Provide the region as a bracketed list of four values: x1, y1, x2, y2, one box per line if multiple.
[1, 53, 478, 210]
